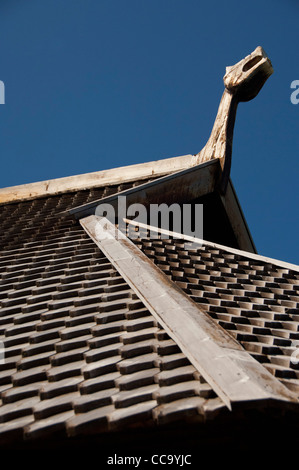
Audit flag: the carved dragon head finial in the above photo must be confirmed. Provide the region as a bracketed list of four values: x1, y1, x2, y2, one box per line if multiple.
[224, 46, 273, 101]
[197, 46, 273, 194]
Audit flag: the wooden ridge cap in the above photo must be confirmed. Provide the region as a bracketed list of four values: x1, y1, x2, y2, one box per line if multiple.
[0, 154, 196, 204]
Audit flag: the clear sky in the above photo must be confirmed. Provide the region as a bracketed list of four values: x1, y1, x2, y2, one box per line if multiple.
[0, 0, 298, 264]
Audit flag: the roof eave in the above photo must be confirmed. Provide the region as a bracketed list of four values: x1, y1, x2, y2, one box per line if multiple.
[69, 159, 256, 254]
[0, 154, 196, 205]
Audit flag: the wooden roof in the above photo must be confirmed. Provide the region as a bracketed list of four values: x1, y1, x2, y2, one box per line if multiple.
[1, 47, 297, 452]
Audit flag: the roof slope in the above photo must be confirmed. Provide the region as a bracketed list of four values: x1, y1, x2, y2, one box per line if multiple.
[0, 180, 299, 449]
[132, 232, 299, 394]
[1, 47, 298, 451]
[0, 185, 226, 447]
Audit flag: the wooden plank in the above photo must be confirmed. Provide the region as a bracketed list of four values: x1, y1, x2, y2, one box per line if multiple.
[0, 154, 196, 204]
[123, 217, 299, 273]
[80, 215, 299, 410]
[70, 159, 219, 219]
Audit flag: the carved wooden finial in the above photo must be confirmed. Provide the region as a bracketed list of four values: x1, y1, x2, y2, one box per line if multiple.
[196, 46, 273, 193]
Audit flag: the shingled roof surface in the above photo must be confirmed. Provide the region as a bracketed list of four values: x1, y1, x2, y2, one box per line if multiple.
[0, 176, 299, 452]
[2, 48, 299, 455]
[133, 236, 299, 393]
[0, 184, 227, 448]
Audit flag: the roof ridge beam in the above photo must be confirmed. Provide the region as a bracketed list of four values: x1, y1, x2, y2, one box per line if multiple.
[122, 218, 299, 273]
[0, 154, 196, 205]
[69, 159, 219, 219]
[80, 215, 299, 411]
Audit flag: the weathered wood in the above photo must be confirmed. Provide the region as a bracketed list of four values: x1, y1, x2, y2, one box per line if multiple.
[197, 46, 273, 193]
[0, 154, 197, 204]
[122, 217, 299, 272]
[70, 159, 219, 219]
[80, 215, 298, 410]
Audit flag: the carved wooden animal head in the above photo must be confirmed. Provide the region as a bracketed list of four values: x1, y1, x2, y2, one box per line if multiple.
[223, 46, 273, 102]
[197, 46, 274, 193]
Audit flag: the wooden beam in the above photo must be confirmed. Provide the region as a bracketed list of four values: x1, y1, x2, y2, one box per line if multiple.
[69, 159, 256, 255]
[80, 215, 298, 410]
[70, 159, 220, 219]
[0, 154, 197, 205]
[122, 218, 299, 273]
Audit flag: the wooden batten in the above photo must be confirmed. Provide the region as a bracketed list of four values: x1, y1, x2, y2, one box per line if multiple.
[0, 154, 197, 204]
[69, 159, 219, 219]
[80, 215, 298, 411]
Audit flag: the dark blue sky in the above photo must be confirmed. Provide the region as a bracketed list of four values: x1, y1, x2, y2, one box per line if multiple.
[0, 0, 298, 264]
